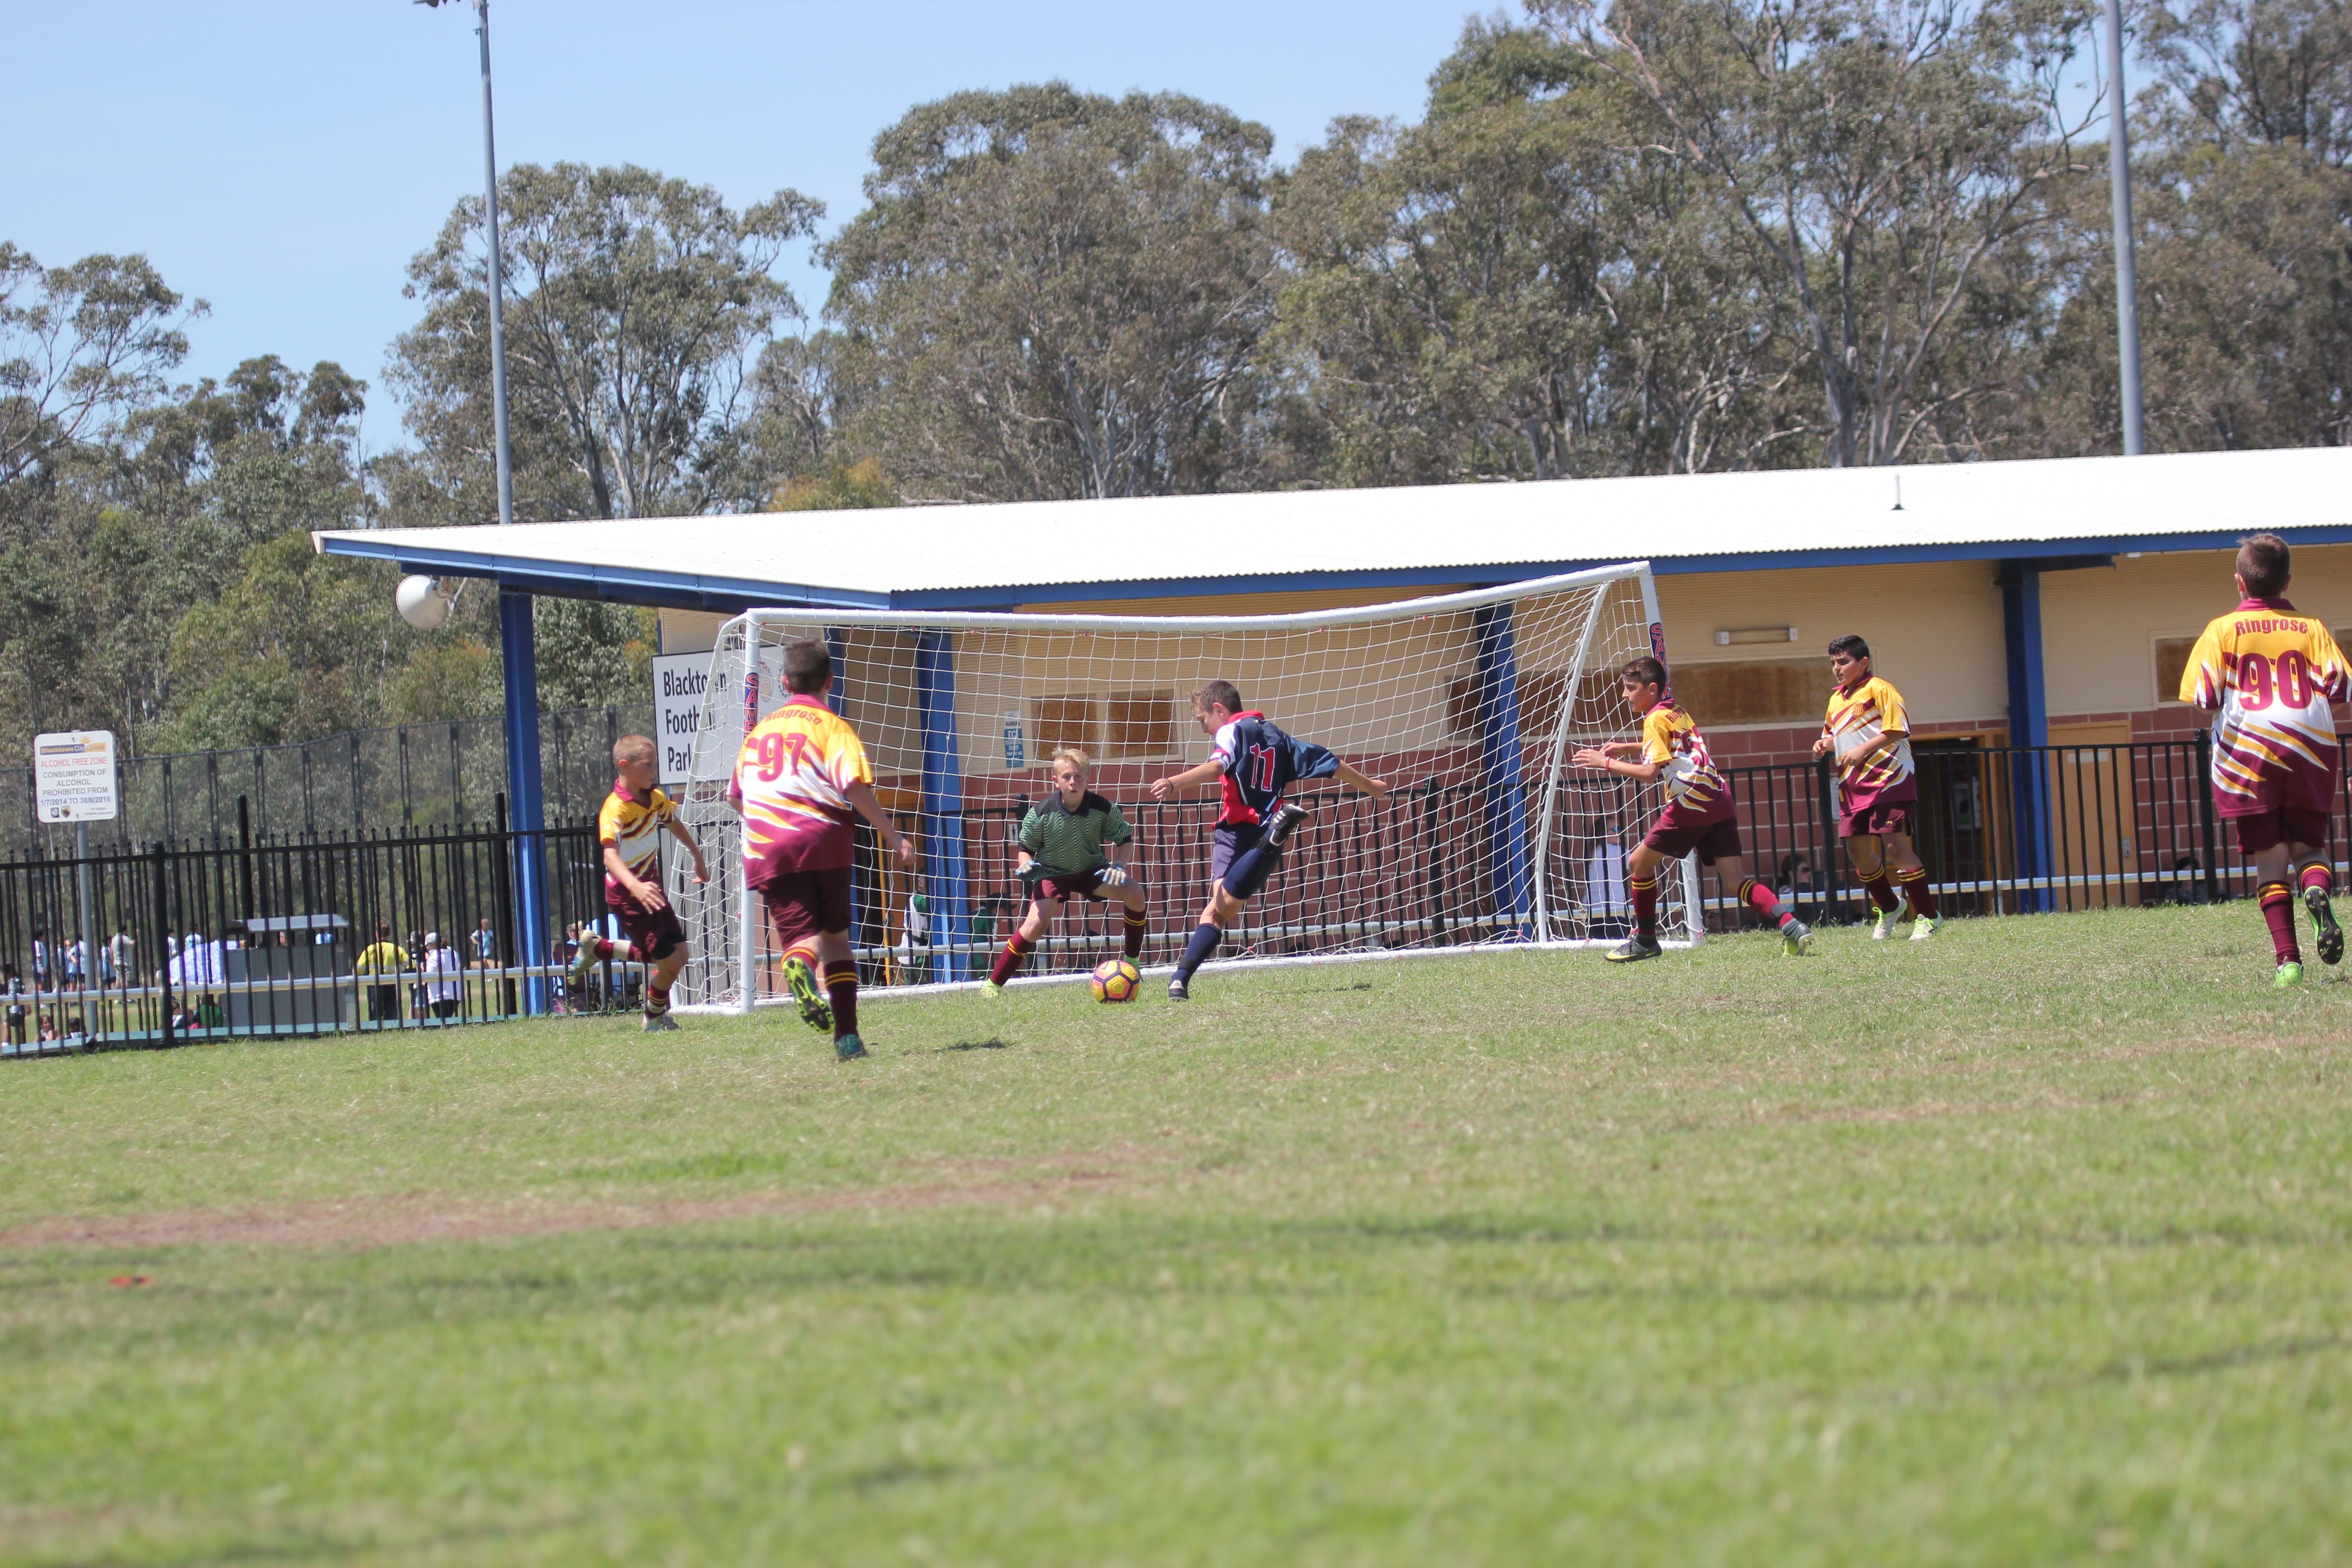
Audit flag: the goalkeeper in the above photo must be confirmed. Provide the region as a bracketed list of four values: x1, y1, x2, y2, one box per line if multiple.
[985, 749, 1150, 991]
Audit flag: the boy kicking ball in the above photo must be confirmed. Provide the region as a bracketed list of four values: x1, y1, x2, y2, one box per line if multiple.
[572, 735, 711, 1031]
[1813, 635, 1944, 941]
[2179, 533, 2352, 987]
[985, 748, 1151, 991]
[728, 637, 917, 1059]
[1574, 657, 1811, 961]
[1149, 680, 1389, 1001]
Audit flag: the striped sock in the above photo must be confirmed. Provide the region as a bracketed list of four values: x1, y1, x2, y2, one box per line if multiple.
[1631, 874, 1660, 939]
[823, 961, 859, 1040]
[1862, 872, 1899, 913]
[1894, 865, 1939, 919]
[1738, 877, 1800, 931]
[644, 975, 671, 1017]
[2300, 861, 2334, 900]
[989, 933, 1034, 986]
[2259, 882, 2300, 965]
[1122, 909, 1149, 959]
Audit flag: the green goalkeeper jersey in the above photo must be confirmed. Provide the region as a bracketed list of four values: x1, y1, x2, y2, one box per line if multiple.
[1019, 791, 1133, 874]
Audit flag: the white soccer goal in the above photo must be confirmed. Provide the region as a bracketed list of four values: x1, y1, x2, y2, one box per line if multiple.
[666, 561, 1703, 1011]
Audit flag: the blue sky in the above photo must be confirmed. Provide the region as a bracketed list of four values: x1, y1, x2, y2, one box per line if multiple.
[3, 0, 1494, 441]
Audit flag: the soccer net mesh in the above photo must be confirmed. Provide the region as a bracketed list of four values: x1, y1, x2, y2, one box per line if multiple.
[667, 562, 1699, 1010]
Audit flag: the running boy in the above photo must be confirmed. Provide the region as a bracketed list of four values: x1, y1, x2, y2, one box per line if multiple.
[1812, 635, 1944, 940]
[2179, 533, 2351, 986]
[985, 749, 1150, 990]
[1148, 680, 1390, 1000]
[1573, 656, 1812, 961]
[570, 734, 711, 1031]
[729, 637, 917, 1058]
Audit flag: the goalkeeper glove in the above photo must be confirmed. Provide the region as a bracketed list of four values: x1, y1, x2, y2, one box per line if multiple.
[1098, 865, 1128, 888]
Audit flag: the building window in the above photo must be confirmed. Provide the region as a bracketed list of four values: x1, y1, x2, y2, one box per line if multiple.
[1669, 659, 1834, 727]
[1031, 695, 1098, 758]
[1107, 692, 1180, 759]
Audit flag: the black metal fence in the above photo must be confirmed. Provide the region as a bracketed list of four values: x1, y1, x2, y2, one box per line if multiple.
[2, 736, 2332, 1058]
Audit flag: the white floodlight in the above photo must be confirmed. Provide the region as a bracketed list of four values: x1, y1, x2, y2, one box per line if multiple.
[395, 575, 462, 630]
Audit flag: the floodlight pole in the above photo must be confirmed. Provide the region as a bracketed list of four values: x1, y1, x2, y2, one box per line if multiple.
[2106, 0, 2146, 456]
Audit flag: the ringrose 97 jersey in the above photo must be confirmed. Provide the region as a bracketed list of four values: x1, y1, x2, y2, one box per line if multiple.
[728, 695, 874, 884]
[1209, 712, 1338, 826]
[2179, 597, 2352, 817]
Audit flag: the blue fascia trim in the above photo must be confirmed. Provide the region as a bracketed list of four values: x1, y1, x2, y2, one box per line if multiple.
[315, 536, 894, 613]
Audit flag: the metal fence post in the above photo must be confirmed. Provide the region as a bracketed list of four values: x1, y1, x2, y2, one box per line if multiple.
[2194, 728, 2220, 903]
[151, 841, 173, 1049]
[1814, 755, 1841, 920]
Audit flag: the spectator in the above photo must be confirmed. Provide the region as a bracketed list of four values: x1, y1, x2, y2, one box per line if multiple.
[551, 930, 580, 1013]
[106, 927, 133, 987]
[470, 916, 497, 971]
[197, 994, 223, 1030]
[1586, 819, 1630, 939]
[3, 964, 25, 1047]
[31, 926, 50, 990]
[1777, 853, 1821, 920]
[64, 933, 84, 987]
[896, 892, 931, 985]
[355, 922, 409, 1024]
[37, 1013, 58, 1044]
[2154, 853, 2210, 906]
[423, 933, 464, 1020]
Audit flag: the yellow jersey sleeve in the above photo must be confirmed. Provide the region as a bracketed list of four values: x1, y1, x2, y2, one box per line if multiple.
[596, 792, 626, 845]
[2180, 622, 2226, 707]
[1641, 707, 1675, 767]
[1868, 678, 1909, 734]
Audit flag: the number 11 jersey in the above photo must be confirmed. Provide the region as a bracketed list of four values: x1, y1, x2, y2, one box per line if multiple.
[1209, 711, 1339, 826]
[2179, 596, 2351, 818]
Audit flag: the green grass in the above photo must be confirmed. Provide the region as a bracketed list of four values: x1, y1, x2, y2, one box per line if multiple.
[4, 904, 2351, 1566]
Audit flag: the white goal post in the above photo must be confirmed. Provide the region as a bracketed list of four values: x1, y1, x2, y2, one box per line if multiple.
[666, 561, 1704, 1011]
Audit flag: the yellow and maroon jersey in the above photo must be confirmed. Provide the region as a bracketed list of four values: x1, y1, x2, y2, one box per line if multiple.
[730, 696, 873, 882]
[2179, 597, 2349, 817]
[1824, 675, 1917, 813]
[597, 780, 675, 892]
[1641, 702, 1734, 823]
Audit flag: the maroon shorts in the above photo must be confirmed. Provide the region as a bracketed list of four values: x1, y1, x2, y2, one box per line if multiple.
[2229, 806, 2331, 856]
[606, 885, 686, 960]
[1642, 811, 1743, 865]
[1838, 801, 1917, 840]
[759, 866, 854, 951]
[1034, 868, 1118, 903]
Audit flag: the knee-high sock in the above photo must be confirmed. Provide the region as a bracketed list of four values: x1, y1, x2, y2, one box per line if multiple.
[989, 932, 1034, 986]
[1631, 873, 1660, 939]
[590, 936, 641, 962]
[2300, 860, 2334, 900]
[2259, 882, 2300, 965]
[644, 972, 672, 1016]
[1176, 922, 1222, 980]
[822, 960, 859, 1039]
[1861, 872, 1899, 913]
[1893, 865, 1939, 919]
[1737, 877, 1802, 932]
[1122, 909, 1148, 960]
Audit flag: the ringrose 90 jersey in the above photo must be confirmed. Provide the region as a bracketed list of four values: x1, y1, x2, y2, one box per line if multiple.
[2179, 597, 2351, 817]
[1209, 711, 1338, 826]
[729, 695, 874, 884]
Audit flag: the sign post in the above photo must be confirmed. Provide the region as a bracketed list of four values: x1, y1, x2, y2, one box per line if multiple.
[36, 731, 118, 1044]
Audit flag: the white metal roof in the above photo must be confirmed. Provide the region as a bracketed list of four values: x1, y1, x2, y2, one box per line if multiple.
[314, 446, 2352, 606]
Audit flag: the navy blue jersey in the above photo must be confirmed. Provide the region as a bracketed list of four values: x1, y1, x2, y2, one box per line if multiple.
[1209, 711, 1338, 825]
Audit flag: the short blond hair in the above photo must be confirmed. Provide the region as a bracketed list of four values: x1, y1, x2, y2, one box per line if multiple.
[1051, 747, 1091, 775]
[613, 734, 657, 765]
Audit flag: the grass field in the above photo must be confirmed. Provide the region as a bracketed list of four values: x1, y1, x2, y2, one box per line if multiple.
[4, 903, 2351, 1566]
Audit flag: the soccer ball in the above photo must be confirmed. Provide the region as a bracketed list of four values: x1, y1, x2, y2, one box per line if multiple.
[1090, 958, 1141, 1004]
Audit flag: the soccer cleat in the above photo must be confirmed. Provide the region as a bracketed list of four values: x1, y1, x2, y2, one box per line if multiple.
[1870, 909, 1903, 941]
[641, 1009, 680, 1033]
[1605, 935, 1664, 963]
[1909, 914, 1945, 942]
[564, 940, 602, 989]
[1167, 976, 1191, 1002]
[783, 954, 832, 1032]
[2275, 961, 2305, 990]
[1263, 802, 1309, 850]
[833, 1033, 868, 1060]
[1781, 920, 1813, 956]
[982, 979, 1005, 996]
[2305, 886, 2344, 966]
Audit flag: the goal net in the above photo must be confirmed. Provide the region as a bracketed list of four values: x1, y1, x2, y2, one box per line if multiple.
[666, 562, 1700, 1010]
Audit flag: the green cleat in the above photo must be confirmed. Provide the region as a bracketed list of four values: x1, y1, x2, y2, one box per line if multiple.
[784, 954, 832, 1033]
[1782, 920, 1813, 956]
[641, 1009, 679, 1033]
[982, 979, 1005, 996]
[2305, 885, 2343, 966]
[1606, 935, 1664, 963]
[1909, 914, 1945, 942]
[833, 1033, 869, 1060]
[2275, 961, 2305, 990]
[1870, 909, 1903, 941]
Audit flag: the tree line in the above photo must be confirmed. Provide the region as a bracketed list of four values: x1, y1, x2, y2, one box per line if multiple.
[1, 0, 2343, 766]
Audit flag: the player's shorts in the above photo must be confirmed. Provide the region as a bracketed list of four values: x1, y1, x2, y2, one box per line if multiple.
[607, 883, 687, 961]
[1032, 867, 1122, 903]
[2228, 805, 2331, 856]
[1642, 810, 1744, 865]
[1838, 800, 1917, 840]
[758, 866, 855, 951]
[1210, 822, 1263, 889]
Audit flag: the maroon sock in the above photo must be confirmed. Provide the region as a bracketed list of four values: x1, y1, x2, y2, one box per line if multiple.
[1631, 874, 1659, 939]
[1122, 910, 1148, 959]
[2300, 862, 2333, 899]
[989, 934, 1034, 986]
[823, 961, 859, 1039]
[2259, 882, 2300, 965]
[591, 936, 615, 961]
[644, 975, 671, 1015]
[1738, 877, 1799, 931]
[1862, 872, 1899, 913]
[1895, 867, 1939, 919]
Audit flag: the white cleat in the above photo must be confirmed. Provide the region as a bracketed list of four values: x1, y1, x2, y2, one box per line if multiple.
[1909, 914, 1945, 941]
[1870, 909, 1903, 941]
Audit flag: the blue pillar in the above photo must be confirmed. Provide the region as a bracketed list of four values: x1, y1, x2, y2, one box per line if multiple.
[914, 632, 972, 980]
[499, 586, 548, 1010]
[1473, 604, 1533, 938]
[2000, 565, 2052, 913]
